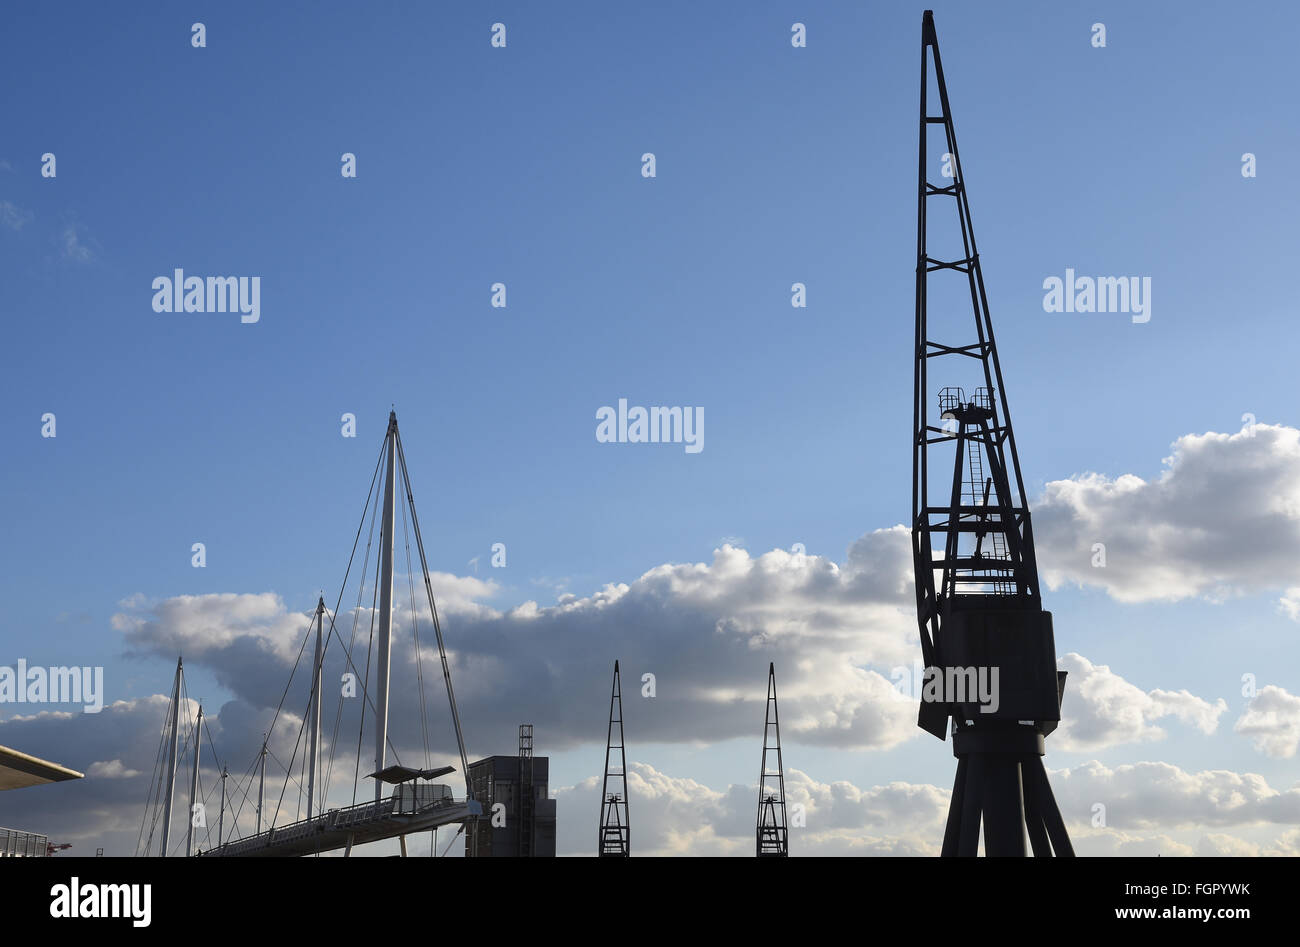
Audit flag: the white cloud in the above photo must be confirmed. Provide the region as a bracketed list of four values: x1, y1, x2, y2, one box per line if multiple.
[1051, 759, 1300, 830]
[1234, 685, 1300, 758]
[110, 530, 924, 755]
[556, 757, 1300, 856]
[1053, 653, 1226, 751]
[87, 759, 140, 779]
[1072, 829, 1196, 857]
[1035, 425, 1300, 603]
[106, 527, 1231, 767]
[552, 761, 946, 856]
[1197, 833, 1260, 856]
[113, 591, 311, 663]
[0, 692, 330, 856]
[1264, 828, 1300, 856]
[59, 220, 96, 262]
[1, 199, 33, 230]
[7, 418, 1298, 857]
[5, 688, 1296, 857]
[1279, 588, 1300, 622]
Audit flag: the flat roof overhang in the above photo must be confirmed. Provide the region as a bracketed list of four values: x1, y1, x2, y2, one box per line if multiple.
[0, 744, 84, 790]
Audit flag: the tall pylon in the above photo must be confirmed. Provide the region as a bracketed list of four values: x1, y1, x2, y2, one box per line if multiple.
[756, 663, 788, 857]
[598, 660, 630, 857]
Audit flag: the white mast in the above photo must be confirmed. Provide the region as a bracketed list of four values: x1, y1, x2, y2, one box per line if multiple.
[185, 704, 203, 856]
[160, 656, 183, 856]
[257, 737, 266, 834]
[218, 765, 228, 847]
[308, 595, 324, 819]
[375, 411, 398, 801]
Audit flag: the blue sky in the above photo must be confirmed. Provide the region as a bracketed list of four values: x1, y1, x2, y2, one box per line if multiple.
[2, 1, 1299, 856]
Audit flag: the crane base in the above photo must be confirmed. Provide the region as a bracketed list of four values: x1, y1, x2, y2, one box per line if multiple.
[940, 746, 1074, 857]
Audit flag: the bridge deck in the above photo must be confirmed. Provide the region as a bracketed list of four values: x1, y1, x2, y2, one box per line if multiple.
[198, 790, 481, 857]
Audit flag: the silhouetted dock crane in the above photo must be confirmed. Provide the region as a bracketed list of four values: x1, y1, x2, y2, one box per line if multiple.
[598, 660, 630, 856]
[755, 663, 788, 857]
[911, 11, 1073, 856]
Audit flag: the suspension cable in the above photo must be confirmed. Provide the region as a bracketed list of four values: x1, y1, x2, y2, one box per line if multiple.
[401, 489, 433, 770]
[395, 430, 472, 794]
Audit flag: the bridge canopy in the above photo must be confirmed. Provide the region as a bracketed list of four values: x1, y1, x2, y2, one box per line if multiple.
[368, 764, 455, 785]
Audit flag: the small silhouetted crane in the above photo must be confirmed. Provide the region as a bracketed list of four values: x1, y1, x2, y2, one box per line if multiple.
[756, 663, 788, 857]
[597, 661, 630, 857]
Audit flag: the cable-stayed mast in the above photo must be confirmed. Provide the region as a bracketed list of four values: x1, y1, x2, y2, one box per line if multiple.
[175, 411, 482, 858]
[374, 413, 397, 802]
[598, 660, 630, 857]
[756, 663, 788, 857]
[307, 595, 324, 819]
[911, 10, 1072, 856]
[159, 657, 182, 856]
[256, 737, 266, 834]
[185, 704, 203, 857]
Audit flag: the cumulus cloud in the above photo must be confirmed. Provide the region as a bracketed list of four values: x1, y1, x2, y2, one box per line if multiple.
[1051, 759, 1300, 830]
[1054, 653, 1227, 752]
[552, 762, 947, 856]
[109, 530, 924, 760]
[5, 686, 1295, 857]
[1035, 425, 1300, 603]
[0, 692, 335, 857]
[99, 528, 1230, 779]
[0, 696, 189, 854]
[1279, 588, 1300, 622]
[8, 424, 1282, 857]
[86, 759, 140, 779]
[114, 592, 310, 663]
[557, 758, 1300, 856]
[1234, 685, 1300, 758]
[1072, 830, 1196, 857]
[1197, 833, 1260, 856]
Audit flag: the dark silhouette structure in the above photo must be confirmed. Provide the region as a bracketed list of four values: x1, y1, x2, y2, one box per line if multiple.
[598, 661, 630, 857]
[755, 663, 788, 857]
[464, 726, 557, 858]
[911, 11, 1073, 856]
